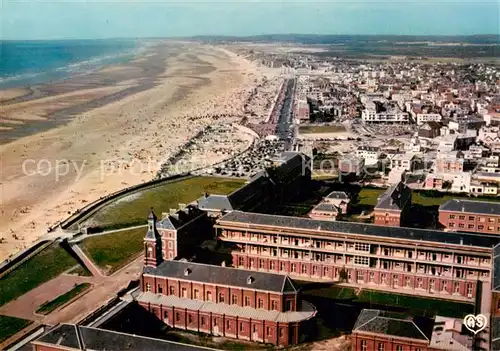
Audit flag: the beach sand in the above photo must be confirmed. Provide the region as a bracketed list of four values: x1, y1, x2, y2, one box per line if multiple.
[0, 42, 260, 260]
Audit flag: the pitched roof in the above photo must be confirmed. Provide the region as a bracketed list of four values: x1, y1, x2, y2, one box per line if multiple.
[34, 324, 217, 351]
[143, 260, 297, 294]
[353, 309, 434, 341]
[216, 211, 500, 248]
[325, 191, 350, 200]
[374, 182, 411, 211]
[439, 199, 500, 216]
[157, 205, 205, 230]
[493, 244, 500, 291]
[312, 203, 339, 213]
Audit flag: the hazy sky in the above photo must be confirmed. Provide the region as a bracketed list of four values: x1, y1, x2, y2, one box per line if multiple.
[2, 0, 499, 40]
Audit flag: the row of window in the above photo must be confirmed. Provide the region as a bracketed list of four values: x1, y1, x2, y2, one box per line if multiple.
[163, 311, 284, 337]
[448, 222, 500, 231]
[145, 283, 284, 310]
[448, 214, 500, 223]
[360, 340, 422, 351]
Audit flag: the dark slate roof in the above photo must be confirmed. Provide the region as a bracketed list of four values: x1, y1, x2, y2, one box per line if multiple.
[36, 324, 81, 349]
[312, 203, 339, 213]
[326, 191, 350, 200]
[374, 182, 411, 211]
[35, 324, 217, 351]
[439, 199, 500, 216]
[157, 205, 205, 230]
[353, 309, 433, 341]
[493, 244, 500, 291]
[198, 174, 271, 212]
[143, 260, 297, 294]
[217, 211, 500, 248]
[266, 153, 310, 183]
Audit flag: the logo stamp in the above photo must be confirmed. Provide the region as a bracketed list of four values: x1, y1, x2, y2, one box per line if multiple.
[463, 314, 487, 335]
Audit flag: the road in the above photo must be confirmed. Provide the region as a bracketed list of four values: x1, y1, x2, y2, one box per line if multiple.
[276, 78, 296, 151]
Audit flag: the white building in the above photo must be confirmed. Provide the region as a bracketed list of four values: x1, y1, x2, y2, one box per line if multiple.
[362, 108, 410, 123]
[416, 113, 442, 125]
[355, 146, 380, 166]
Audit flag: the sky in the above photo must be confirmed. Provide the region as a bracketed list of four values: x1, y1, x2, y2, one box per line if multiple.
[2, 0, 499, 40]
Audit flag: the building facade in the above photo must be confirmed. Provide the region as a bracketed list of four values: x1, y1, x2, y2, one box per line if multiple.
[373, 182, 412, 227]
[439, 199, 500, 235]
[215, 211, 499, 303]
[136, 260, 316, 346]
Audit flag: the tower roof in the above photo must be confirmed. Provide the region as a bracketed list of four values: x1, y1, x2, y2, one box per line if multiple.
[148, 208, 157, 221]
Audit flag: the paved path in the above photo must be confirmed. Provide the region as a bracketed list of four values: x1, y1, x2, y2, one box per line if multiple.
[71, 244, 104, 277]
[68, 225, 147, 244]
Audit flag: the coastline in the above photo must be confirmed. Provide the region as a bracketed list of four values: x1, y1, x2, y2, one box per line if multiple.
[0, 42, 262, 261]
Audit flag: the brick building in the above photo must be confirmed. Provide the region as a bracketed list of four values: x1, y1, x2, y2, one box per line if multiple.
[351, 310, 472, 351]
[439, 199, 500, 235]
[136, 260, 316, 346]
[31, 323, 218, 351]
[216, 211, 500, 302]
[144, 205, 210, 263]
[373, 182, 412, 227]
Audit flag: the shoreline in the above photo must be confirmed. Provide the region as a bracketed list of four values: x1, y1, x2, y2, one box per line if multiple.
[0, 42, 263, 261]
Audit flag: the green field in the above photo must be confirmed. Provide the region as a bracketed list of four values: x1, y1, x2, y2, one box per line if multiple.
[81, 227, 148, 274]
[80, 176, 245, 229]
[299, 124, 346, 134]
[0, 244, 80, 307]
[36, 283, 91, 315]
[357, 290, 474, 318]
[0, 315, 32, 343]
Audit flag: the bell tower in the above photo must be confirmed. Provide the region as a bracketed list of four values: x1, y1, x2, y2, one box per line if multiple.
[144, 208, 162, 267]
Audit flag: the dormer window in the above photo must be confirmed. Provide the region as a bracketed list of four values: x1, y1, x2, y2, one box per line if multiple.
[184, 268, 191, 276]
[247, 276, 254, 285]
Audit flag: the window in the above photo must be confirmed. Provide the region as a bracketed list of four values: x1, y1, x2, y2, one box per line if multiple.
[459, 223, 465, 228]
[163, 311, 168, 320]
[188, 315, 193, 324]
[169, 286, 174, 295]
[232, 294, 237, 304]
[168, 241, 173, 248]
[226, 320, 230, 330]
[449, 222, 456, 228]
[488, 226, 494, 231]
[213, 319, 218, 327]
[245, 296, 251, 306]
[355, 243, 370, 252]
[194, 289, 199, 299]
[467, 284, 473, 298]
[405, 276, 411, 287]
[270, 261, 276, 270]
[267, 327, 272, 336]
[354, 256, 369, 266]
[377, 343, 385, 351]
[200, 316, 205, 325]
[395, 346, 403, 351]
[459, 215, 465, 220]
[258, 298, 264, 309]
[469, 216, 475, 221]
[157, 285, 163, 294]
[259, 260, 264, 269]
[175, 312, 180, 322]
[369, 272, 375, 283]
[468, 224, 475, 229]
[272, 300, 278, 310]
[207, 291, 212, 301]
[454, 282, 460, 294]
[417, 278, 423, 289]
[279, 327, 284, 338]
[361, 340, 367, 351]
[238, 257, 244, 266]
[181, 288, 187, 298]
[478, 225, 485, 230]
[291, 264, 296, 273]
[302, 265, 307, 274]
[449, 214, 456, 219]
[240, 323, 244, 332]
[146, 283, 151, 292]
[219, 293, 225, 303]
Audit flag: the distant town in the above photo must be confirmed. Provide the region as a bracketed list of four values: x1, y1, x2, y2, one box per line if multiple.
[2, 36, 500, 351]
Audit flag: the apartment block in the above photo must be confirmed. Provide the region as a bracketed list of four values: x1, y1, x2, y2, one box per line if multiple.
[439, 199, 500, 235]
[216, 211, 498, 303]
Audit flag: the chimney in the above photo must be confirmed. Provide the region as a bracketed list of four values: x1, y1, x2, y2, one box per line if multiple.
[184, 268, 191, 276]
[161, 212, 169, 220]
[204, 192, 209, 198]
[247, 276, 254, 285]
[221, 261, 226, 267]
[169, 208, 177, 215]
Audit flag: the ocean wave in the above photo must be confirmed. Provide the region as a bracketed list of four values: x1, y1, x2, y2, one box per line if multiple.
[1, 43, 148, 88]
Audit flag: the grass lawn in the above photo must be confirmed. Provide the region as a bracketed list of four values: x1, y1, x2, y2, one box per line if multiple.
[356, 188, 385, 207]
[81, 176, 245, 229]
[299, 124, 346, 134]
[0, 244, 79, 307]
[80, 227, 148, 274]
[36, 283, 91, 315]
[0, 315, 32, 343]
[357, 289, 474, 319]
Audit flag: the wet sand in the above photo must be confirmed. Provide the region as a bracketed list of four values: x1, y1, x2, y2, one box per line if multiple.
[0, 42, 260, 260]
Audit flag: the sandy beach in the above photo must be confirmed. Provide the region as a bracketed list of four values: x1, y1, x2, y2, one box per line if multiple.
[0, 42, 263, 261]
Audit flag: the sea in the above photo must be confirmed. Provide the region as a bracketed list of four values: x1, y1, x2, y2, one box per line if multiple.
[0, 39, 146, 89]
